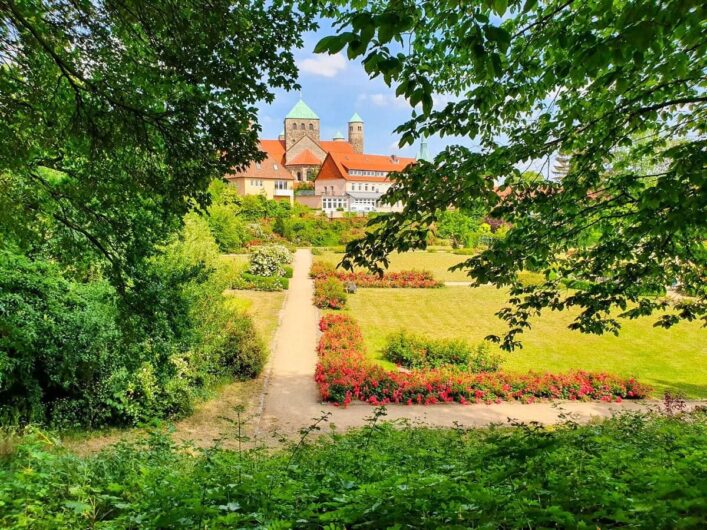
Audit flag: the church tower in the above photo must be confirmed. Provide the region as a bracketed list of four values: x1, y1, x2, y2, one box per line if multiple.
[417, 136, 431, 162]
[284, 99, 320, 149]
[348, 113, 364, 154]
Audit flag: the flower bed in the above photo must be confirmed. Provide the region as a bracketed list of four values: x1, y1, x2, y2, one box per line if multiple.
[314, 278, 347, 309]
[310, 261, 442, 288]
[315, 314, 650, 406]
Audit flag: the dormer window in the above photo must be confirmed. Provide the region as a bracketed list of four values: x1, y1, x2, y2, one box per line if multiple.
[255, 162, 261, 169]
[273, 164, 278, 170]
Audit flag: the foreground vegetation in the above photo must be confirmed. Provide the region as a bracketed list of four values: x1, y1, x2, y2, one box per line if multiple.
[344, 287, 707, 397]
[1, 410, 704, 528]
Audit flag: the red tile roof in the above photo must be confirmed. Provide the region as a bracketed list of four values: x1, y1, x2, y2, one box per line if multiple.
[226, 147, 293, 181]
[320, 141, 355, 154]
[260, 139, 286, 164]
[287, 149, 321, 166]
[316, 152, 415, 181]
[229, 138, 407, 182]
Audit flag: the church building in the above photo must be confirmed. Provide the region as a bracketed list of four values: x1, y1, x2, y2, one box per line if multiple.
[227, 98, 426, 213]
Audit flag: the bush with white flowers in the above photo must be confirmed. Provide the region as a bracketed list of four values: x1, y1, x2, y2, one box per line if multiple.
[248, 245, 293, 277]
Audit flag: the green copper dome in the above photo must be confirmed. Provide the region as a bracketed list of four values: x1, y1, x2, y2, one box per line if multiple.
[286, 99, 319, 120]
[349, 112, 364, 122]
[333, 130, 345, 139]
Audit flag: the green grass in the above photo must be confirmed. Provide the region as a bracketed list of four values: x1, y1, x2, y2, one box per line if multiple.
[226, 289, 285, 344]
[343, 287, 707, 398]
[315, 250, 475, 282]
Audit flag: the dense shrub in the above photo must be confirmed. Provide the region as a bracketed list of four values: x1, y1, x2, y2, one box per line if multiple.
[219, 317, 267, 378]
[435, 209, 483, 247]
[0, 214, 267, 428]
[233, 273, 289, 291]
[384, 331, 502, 372]
[1, 411, 704, 528]
[207, 203, 249, 252]
[316, 315, 650, 406]
[310, 261, 443, 288]
[233, 194, 293, 222]
[273, 208, 369, 246]
[314, 278, 348, 309]
[0, 251, 120, 426]
[248, 245, 292, 277]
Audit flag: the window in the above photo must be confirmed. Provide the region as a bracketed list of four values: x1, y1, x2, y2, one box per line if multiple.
[291, 122, 297, 129]
[364, 184, 368, 191]
[300, 123, 305, 130]
[309, 123, 314, 130]
[358, 125, 362, 131]
[249, 179, 263, 187]
[275, 180, 288, 190]
[273, 164, 278, 170]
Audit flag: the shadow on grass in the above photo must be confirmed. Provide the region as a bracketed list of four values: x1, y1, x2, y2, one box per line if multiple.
[650, 380, 707, 400]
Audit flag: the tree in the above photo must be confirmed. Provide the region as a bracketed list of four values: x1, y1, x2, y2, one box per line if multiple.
[0, 0, 313, 286]
[316, 0, 706, 349]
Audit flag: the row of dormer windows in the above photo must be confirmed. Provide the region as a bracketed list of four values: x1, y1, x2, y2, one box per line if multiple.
[349, 170, 387, 177]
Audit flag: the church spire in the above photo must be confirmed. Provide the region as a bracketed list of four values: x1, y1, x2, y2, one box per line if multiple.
[417, 136, 431, 162]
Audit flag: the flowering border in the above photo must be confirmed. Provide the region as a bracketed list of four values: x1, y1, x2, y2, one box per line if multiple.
[315, 314, 650, 406]
[310, 262, 443, 288]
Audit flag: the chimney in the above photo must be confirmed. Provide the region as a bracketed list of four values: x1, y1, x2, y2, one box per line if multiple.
[391, 155, 399, 164]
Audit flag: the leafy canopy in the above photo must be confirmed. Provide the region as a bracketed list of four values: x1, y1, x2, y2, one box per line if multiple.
[0, 0, 314, 286]
[316, 0, 706, 349]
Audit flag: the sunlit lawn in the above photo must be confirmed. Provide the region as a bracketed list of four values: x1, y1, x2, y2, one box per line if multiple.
[344, 287, 707, 398]
[226, 289, 285, 344]
[315, 250, 475, 282]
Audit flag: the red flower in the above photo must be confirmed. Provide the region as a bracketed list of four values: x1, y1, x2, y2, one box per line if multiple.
[314, 315, 651, 407]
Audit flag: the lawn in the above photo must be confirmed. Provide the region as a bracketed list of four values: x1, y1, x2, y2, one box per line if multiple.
[226, 289, 285, 345]
[343, 287, 707, 398]
[315, 250, 475, 282]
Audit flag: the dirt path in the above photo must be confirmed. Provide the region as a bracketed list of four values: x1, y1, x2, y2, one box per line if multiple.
[256, 249, 697, 438]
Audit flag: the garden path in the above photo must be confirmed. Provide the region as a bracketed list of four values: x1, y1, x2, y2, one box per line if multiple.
[256, 249, 694, 439]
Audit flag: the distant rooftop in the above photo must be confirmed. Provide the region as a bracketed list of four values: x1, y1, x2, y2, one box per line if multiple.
[286, 99, 319, 120]
[349, 112, 364, 123]
[333, 131, 345, 140]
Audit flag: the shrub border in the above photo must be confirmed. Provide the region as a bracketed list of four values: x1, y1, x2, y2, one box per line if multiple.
[315, 314, 650, 406]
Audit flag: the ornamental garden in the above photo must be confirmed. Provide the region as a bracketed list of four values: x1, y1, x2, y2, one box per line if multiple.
[311, 250, 707, 400]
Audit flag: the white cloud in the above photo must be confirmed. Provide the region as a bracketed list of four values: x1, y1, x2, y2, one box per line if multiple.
[359, 92, 409, 108]
[297, 53, 347, 78]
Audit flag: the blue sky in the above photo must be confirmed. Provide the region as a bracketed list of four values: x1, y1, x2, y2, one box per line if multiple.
[256, 18, 432, 159]
[257, 17, 549, 177]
